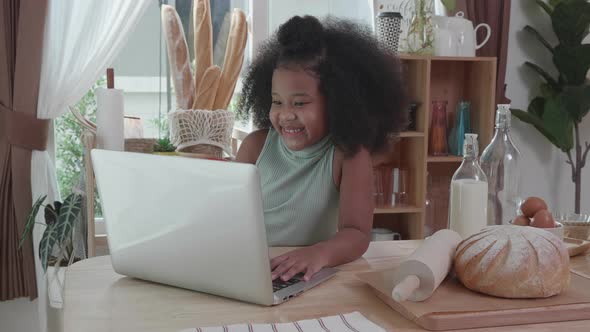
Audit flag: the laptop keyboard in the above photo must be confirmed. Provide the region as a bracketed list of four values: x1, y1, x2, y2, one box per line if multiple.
[272, 274, 303, 292]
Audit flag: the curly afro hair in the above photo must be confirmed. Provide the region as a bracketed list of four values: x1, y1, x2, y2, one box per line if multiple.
[237, 15, 408, 156]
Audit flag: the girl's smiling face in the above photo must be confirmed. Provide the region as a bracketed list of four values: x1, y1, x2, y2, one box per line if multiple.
[270, 66, 328, 151]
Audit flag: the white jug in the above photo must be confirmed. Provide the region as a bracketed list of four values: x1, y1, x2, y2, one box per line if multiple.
[432, 16, 458, 56]
[452, 12, 491, 57]
[432, 12, 491, 57]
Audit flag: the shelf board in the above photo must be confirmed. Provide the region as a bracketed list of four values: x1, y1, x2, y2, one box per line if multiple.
[427, 156, 463, 163]
[398, 54, 496, 62]
[374, 206, 423, 214]
[399, 131, 425, 138]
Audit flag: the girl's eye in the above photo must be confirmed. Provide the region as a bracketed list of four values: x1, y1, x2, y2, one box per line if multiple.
[272, 100, 282, 106]
[294, 101, 309, 107]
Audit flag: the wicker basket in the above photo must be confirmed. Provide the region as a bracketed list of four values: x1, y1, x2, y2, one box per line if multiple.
[124, 138, 157, 154]
[177, 144, 223, 159]
[555, 213, 590, 240]
[168, 109, 234, 159]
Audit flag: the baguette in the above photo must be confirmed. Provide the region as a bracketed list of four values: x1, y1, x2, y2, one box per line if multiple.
[213, 9, 248, 110]
[161, 5, 194, 109]
[193, 65, 221, 110]
[193, 0, 213, 107]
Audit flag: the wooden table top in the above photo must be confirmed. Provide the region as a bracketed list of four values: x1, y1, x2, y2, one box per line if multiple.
[64, 240, 590, 332]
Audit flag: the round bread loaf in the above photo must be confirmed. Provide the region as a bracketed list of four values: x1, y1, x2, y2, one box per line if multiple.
[454, 225, 570, 298]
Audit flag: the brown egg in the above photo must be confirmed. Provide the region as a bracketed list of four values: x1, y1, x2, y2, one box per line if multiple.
[520, 197, 548, 218]
[512, 215, 531, 226]
[530, 209, 556, 228]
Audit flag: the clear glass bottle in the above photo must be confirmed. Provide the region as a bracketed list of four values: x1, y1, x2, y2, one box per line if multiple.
[405, 0, 434, 55]
[448, 134, 488, 239]
[480, 104, 522, 226]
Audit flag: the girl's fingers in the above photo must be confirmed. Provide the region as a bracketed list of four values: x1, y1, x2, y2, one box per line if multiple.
[270, 254, 289, 270]
[281, 263, 305, 281]
[271, 259, 296, 280]
[303, 264, 321, 282]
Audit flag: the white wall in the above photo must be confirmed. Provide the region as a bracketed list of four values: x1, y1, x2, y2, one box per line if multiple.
[506, 0, 590, 214]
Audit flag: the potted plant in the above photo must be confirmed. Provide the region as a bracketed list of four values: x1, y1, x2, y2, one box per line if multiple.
[153, 137, 178, 156]
[512, 0, 590, 214]
[19, 193, 83, 308]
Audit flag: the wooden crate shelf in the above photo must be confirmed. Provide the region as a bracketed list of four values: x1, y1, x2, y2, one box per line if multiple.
[427, 156, 463, 163]
[374, 206, 423, 214]
[399, 131, 425, 138]
[398, 54, 496, 62]
[374, 55, 496, 240]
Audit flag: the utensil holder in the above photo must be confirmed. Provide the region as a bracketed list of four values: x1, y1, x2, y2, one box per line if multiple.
[376, 12, 403, 54]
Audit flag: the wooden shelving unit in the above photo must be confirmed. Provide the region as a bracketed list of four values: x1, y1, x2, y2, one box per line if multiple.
[427, 156, 462, 163]
[374, 206, 423, 214]
[374, 55, 497, 240]
[399, 131, 425, 138]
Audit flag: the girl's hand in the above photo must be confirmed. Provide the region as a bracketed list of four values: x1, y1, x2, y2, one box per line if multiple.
[270, 245, 330, 282]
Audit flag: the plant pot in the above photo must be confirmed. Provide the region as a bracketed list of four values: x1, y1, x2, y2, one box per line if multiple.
[47, 266, 66, 309]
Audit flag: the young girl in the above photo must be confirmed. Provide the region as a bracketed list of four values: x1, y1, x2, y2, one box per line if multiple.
[236, 15, 406, 282]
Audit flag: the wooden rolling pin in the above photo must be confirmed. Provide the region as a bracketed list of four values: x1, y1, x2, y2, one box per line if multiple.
[392, 229, 462, 302]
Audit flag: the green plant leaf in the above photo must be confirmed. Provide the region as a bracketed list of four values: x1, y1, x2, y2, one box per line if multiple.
[39, 223, 58, 272]
[441, 0, 456, 11]
[540, 83, 559, 99]
[561, 85, 590, 122]
[19, 195, 47, 249]
[153, 137, 176, 152]
[553, 44, 590, 85]
[55, 193, 82, 246]
[549, 0, 563, 8]
[524, 25, 554, 54]
[529, 96, 546, 118]
[511, 108, 564, 149]
[551, 0, 590, 45]
[542, 96, 574, 151]
[536, 0, 554, 16]
[524, 61, 560, 89]
[44, 204, 57, 225]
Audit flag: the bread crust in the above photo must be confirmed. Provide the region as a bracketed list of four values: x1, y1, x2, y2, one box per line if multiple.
[454, 225, 570, 298]
[213, 9, 248, 110]
[161, 4, 194, 109]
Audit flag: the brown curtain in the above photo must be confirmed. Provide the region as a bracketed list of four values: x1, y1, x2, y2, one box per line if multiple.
[456, 0, 512, 104]
[1, 0, 49, 301]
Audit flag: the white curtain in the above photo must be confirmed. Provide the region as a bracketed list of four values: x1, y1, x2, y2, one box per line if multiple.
[31, 1, 150, 331]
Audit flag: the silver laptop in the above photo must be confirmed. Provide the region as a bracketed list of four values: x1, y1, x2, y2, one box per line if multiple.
[91, 149, 337, 305]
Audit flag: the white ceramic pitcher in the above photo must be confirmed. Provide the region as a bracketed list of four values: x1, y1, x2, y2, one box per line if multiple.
[432, 12, 491, 57]
[453, 12, 491, 57]
[432, 16, 458, 56]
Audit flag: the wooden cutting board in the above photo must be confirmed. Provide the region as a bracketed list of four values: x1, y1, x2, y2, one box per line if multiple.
[358, 269, 590, 331]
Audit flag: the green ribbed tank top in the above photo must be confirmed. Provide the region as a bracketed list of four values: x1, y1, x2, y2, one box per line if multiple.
[255, 129, 339, 246]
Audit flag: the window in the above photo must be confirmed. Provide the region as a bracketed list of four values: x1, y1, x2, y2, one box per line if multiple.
[56, 0, 250, 217]
[267, 0, 372, 32]
[55, 0, 376, 227]
[111, 0, 250, 138]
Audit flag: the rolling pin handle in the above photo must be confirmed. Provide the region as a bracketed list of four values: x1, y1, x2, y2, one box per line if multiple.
[392, 275, 420, 302]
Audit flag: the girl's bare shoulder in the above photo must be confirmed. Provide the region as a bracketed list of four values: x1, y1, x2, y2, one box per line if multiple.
[235, 129, 269, 164]
[333, 146, 372, 188]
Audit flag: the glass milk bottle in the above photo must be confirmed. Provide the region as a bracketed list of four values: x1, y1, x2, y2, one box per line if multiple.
[449, 134, 488, 239]
[480, 104, 522, 225]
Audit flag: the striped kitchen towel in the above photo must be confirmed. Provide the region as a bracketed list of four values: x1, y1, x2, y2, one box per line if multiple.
[178, 311, 386, 332]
